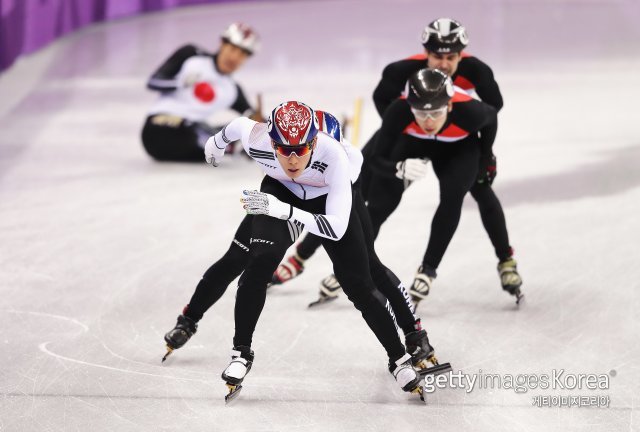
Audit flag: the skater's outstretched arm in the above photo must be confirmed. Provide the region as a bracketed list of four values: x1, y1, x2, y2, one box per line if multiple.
[204, 117, 256, 165]
[146, 44, 201, 92]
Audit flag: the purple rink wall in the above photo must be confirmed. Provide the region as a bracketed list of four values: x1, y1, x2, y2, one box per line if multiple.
[0, 0, 256, 71]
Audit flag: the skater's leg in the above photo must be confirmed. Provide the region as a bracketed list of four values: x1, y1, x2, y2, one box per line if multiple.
[270, 232, 322, 286]
[233, 215, 291, 347]
[184, 215, 253, 321]
[469, 183, 512, 261]
[410, 144, 478, 303]
[355, 186, 446, 371]
[321, 204, 406, 363]
[295, 233, 323, 261]
[354, 187, 418, 334]
[309, 181, 418, 310]
[141, 115, 210, 162]
[322, 212, 422, 394]
[163, 216, 253, 356]
[421, 144, 479, 270]
[365, 174, 405, 239]
[232, 178, 298, 348]
[469, 183, 523, 299]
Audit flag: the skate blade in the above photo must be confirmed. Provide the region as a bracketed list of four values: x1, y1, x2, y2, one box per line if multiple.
[509, 287, 524, 306]
[225, 384, 243, 405]
[417, 362, 452, 378]
[415, 355, 443, 369]
[504, 285, 524, 304]
[410, 385, 426, 403]
[161, 345, 174, 363]
[307, 295, 338, 308]
[410, 297, 425, 310]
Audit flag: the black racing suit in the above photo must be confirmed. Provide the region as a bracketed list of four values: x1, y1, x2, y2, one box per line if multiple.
[366, 93, 498, 270]
[182, 175, 408, 362]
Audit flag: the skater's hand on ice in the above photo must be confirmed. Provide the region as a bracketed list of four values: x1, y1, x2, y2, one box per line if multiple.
[204, 134, 226, 166]
[477, 154, 497, 185]
[241, 190, 292, 220]
[395, 158, 430, 181]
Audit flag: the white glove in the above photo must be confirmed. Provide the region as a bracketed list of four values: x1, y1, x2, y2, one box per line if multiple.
[204, 134, 226, 166]
[395, 158, 430, 181]
[240, 190, 292, 220]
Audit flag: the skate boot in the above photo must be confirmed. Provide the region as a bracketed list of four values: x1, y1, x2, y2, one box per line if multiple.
[389, 353, 425, 402]
[498, 258, 524, 305]
[162, 314, 197, 362]
[409, 266, 436, 307]
[308, 274, 342, 307]
[270, 254, 305, 286]
[221, 345, 254, 404]
[405, 326, 452, 377]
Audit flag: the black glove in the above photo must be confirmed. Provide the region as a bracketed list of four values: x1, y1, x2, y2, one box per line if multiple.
[477, 154, 497, 185]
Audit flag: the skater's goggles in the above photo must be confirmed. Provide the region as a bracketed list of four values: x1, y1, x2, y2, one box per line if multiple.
[272, 140, 315, 158]
[411, 106, 448, 121]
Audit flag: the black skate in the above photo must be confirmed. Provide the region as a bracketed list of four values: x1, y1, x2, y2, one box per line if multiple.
[221, 346, 254, 404]
[161, 314, 197, 362]
[498, 258, 524, 305]
[389, 353, 425, 402]
[308, 274, 341, 308]
[405, 329, 452, 378]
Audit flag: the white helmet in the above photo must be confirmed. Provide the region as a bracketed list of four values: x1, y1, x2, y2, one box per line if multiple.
[221, 22, 260, 55]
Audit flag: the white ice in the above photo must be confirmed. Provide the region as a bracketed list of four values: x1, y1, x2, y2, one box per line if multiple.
[1, 1, 639, 431]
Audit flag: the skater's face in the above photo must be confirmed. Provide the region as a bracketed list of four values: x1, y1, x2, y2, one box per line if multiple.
[273, 138, 317, 179]
[426, 51, 462, 77]
[412, 102, 452, 135]
[216, 42, 250, 74]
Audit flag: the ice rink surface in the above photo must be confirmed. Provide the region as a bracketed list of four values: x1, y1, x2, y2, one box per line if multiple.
[1, 0, 640, 430]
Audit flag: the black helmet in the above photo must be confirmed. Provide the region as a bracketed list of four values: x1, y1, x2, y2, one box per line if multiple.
[405, 68, 454, 110]
[421, 18, 469, 53]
